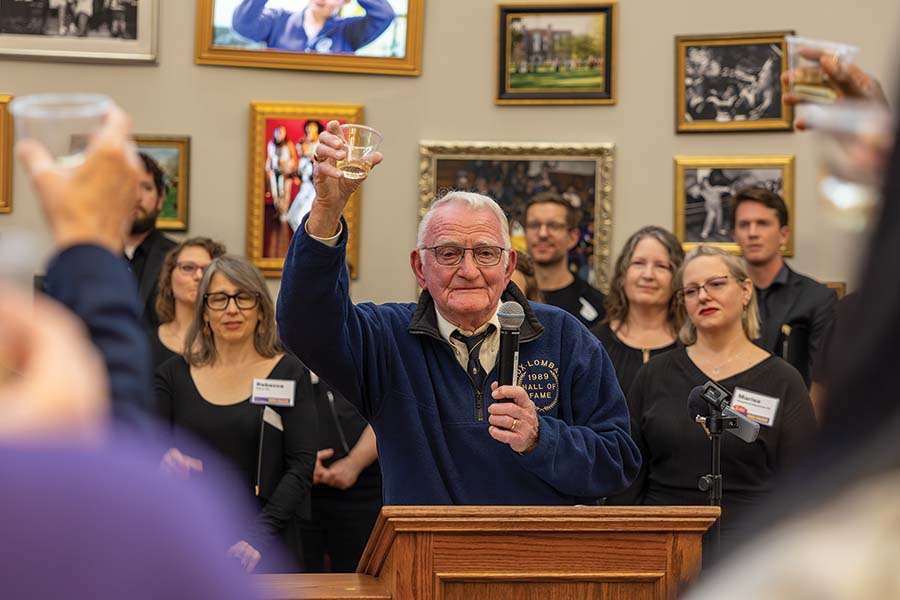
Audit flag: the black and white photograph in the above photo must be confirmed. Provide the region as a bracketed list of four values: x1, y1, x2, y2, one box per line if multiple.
[674, 155, 795, 255]
[0, 0, 156, 62]
[676, 31, 793, 132]
[0, 0, 137, 39]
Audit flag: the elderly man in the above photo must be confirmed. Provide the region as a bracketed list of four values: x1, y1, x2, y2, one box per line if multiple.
[277, 122, 640, 505]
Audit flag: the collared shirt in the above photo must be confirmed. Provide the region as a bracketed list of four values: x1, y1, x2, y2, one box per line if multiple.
[307, 220, 504, 372]
[436, 304, 502, 374]
[755, 263, 790, 328]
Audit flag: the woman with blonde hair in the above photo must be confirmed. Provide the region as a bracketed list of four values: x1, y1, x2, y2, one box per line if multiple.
[593, 226, 684, 394]
[609, 246, 816, 548]
[153, 237, 227, 369]
[155, 255, 317, 572]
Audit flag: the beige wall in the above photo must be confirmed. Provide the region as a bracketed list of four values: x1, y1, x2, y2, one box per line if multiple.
[2, 0, 897, 301]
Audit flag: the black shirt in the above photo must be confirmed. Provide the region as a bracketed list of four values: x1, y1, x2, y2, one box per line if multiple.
[155, 354, 318, 550]
[151, 329, 179, 372]
[608, 348, 816, 541]
[592, 322, 677, 396]
[310, 376, 382, 493]
[754, 264, 790, 327]
[126, 229, 176, 332]
[541, 274, 607, 329]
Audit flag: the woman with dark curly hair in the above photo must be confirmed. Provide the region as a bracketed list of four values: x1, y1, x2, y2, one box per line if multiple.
[592, 226, 685, 394]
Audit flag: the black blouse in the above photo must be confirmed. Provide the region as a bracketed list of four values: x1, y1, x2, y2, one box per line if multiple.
[593, 322, 678, 395]
[151, 328, 179, 371]
[608, 347, 816, 540]
[155, 354, 318, 551]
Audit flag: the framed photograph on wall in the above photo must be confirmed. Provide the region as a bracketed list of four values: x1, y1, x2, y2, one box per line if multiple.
[674, 155, 795, 255]
[134, 135, 190, 232]
[676, 31, 794, 133]
[0, 0, 158, 63]
[0, 94, 10, 213]
[496, 1, 617, 106]
[247, 102, 364, 278]
[195, 0, 424, 76]
[418, 141, 615, 292]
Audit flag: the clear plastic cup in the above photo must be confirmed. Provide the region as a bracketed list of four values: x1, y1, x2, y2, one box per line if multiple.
[336, 124, 382, 180]
[8, 93, 112, 168]
[805, 101, 894, 231]
[785, 36, 859, 104]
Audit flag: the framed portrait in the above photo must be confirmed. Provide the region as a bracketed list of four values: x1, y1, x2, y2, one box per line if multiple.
[496, 1, 617, 106]
[134, 135, 190, 231]
[247, 102, 363, 278]
[418, 141, 614, 292]
[195, 0, 423, 76]
[0, 0, 157, 63]
[676, 31, 794, 133]
[674, 155, 795, 256]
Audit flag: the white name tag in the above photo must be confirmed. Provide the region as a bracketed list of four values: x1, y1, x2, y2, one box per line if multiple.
[731, 387, 781, 427]
[251, 378, 295, 407]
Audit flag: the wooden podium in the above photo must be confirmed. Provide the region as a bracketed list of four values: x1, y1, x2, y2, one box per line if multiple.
[257, 506, 719, 600]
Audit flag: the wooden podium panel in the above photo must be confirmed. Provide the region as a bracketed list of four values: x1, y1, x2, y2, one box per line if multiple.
[357, 506, 719, 600]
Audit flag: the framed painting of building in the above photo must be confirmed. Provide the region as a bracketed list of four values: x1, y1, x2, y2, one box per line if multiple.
[496, 2, 617, 105]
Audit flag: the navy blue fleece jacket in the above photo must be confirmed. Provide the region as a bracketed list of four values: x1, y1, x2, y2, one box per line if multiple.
[276, 220, 641, 505]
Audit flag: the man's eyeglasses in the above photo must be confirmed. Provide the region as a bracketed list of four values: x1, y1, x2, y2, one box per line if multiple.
[524, 221, 569, 233]
[204, 291, 260, 311]
[678, 275, 740, 301]
[175, 262, 209, 277]
[422, 245, 508, 267]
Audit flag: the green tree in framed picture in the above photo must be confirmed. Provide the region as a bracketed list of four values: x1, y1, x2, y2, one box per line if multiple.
[498, 2, 616, 106]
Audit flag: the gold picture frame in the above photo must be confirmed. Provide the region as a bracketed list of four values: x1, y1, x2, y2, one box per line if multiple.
[496, 1, 617, 106]
[134, 135, 191, 231]
[676, 31, 794, 133]
[418, 141, 614, 292]
[0, 94, 11, 213]
[674, 155, 795, 256]
[247, 102, 364, 279]
[195, 0, 424, 76]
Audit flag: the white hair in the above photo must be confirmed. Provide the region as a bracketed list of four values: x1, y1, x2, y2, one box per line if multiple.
[416, 191, 512, 250]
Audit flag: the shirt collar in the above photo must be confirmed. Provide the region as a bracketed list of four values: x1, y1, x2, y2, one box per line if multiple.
[436, 300, 502, 344]
[757, 263, 789, 292]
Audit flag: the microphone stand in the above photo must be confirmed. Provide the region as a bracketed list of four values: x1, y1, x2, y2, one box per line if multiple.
[696, 407, 738, 565]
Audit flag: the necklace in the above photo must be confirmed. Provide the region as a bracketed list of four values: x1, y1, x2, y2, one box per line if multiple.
[691, 347, 746, 376]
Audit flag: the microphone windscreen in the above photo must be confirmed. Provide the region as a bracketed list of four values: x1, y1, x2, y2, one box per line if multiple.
[498, 300, 525, 330]
[687, 385, 709, 419]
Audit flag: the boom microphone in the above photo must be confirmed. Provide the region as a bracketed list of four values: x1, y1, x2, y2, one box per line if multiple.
[688, 383, 761, 444]
[497, 301, 525, 395]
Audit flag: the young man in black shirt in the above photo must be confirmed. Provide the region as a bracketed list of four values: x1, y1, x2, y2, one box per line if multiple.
[732, 187, 836, 385]
[124, 153, 176, 332]
[523, 192, 606, 328]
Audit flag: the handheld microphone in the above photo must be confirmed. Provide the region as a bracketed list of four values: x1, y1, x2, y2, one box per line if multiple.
[497, 301, 525, 397]
[688, 382, 760, 443]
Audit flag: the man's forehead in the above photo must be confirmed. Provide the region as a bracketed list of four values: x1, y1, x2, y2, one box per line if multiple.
[425, 205, 504, 243]
[736, 201, 779, 222]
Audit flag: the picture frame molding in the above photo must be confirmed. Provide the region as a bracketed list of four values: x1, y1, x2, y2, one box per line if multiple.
[418, 140, 615, 292]
[0, 0, 158, 64]
[495, 0, 618, 106]
[0, 94, 11, 214]
[194, 0, 424, 76]
[134, 134, 191, 232]
[247, 101, 364, 278]
[675, 30, 795, 133]
[673, 154, 796, 256]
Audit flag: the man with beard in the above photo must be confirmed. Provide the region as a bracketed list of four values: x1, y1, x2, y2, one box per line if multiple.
[524, 192, 606, 329]
[125, 153, 176, 333]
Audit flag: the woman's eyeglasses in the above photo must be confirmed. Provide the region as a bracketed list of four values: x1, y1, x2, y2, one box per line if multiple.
[204, 291, 260, 311]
